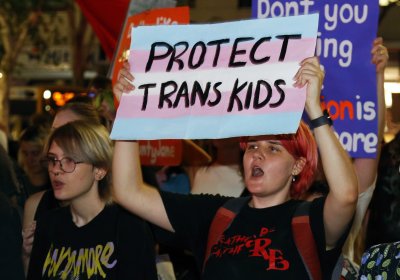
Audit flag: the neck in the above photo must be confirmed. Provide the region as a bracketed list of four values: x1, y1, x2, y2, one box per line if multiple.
[250, 192, 291, 209]
[70, 195, 106, 227]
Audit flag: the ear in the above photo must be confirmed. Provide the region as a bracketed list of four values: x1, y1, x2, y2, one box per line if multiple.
[94, 167, 107, 181]
[292, 157, 306, 176]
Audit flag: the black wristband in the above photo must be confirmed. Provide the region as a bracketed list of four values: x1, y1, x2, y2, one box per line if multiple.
[310, 109, 332, 129]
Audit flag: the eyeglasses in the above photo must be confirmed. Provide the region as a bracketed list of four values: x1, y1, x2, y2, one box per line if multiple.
[41, 156, 84, 173]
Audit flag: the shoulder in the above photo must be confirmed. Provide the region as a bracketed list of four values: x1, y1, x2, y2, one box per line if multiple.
[39, 205, 68, 222]
[113, 204, 150, 227]
[161, 191, 230, 215]
[113, 204, 155, 242]
[23, 190, 46, 228]
[160, 192, 230, 231]
[24, 191, 46, 212]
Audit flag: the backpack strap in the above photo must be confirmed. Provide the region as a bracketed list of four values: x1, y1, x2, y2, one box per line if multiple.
[203, 196, 250, 271]
[291, 201, 322, 280]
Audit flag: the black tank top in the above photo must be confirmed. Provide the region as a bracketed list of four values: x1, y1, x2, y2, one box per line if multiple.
[34, 190, 60, 221]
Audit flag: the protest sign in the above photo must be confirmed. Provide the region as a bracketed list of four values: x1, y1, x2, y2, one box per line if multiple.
[109, 6, 192, 166]
[111, 14, 319, 140]
[253, 0, 380, 158]
[109, 6, 190, 90]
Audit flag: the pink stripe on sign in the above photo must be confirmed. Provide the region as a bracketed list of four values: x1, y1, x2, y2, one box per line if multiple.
[130, 38, 315, 73]
[117, 87, 305, 119]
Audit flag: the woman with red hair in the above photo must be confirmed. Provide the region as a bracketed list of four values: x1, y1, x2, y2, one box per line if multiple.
[112, 57, 358, 280]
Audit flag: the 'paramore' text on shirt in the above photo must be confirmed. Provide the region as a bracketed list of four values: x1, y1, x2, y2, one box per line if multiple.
[42, 242, 117, 279]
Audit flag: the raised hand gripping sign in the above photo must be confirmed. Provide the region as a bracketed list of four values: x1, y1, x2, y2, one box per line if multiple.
[111, 14, 319, 140]
[253, 0, 380, 158]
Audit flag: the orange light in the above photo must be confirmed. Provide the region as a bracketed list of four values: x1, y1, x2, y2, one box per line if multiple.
[64, 92, 75, 102]
[52, 91, 77, 107]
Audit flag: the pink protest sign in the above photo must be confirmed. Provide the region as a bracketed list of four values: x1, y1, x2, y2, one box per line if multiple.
[111, 14, 319, 140]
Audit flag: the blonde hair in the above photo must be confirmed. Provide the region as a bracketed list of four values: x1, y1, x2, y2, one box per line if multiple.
[44, 120, 112, 202]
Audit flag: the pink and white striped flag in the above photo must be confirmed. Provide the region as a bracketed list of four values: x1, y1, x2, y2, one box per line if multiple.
[111, 14, 319, 140]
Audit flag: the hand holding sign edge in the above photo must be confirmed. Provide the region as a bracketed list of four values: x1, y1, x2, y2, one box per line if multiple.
[114, 61, 135, 103]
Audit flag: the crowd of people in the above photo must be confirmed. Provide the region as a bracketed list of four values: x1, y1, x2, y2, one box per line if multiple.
[0, 35, 398, 280]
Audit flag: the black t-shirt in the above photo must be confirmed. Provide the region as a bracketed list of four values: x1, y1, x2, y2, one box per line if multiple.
[34, 189, 60, 221]
[158, 191, 347, 280]
[27, 204, 157, 280]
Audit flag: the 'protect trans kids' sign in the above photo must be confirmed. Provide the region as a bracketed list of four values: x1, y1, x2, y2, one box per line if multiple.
[111, 14, 319, 140]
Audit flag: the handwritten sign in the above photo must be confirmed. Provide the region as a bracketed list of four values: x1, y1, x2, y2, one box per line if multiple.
[109, 7, 192, 166]
[109, 6, 190, 92]
[111, 14, 319, 140]
[253, 0, 379, 158]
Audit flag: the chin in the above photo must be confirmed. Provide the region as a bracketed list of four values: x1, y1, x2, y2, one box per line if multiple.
[53, 190, 67, 201]
[245, 184, 263, 194]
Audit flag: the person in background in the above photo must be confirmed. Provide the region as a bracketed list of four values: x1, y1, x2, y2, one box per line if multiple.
[27, 121, 158, 279]
[89, 75, 116, 132]
[366, 130, 400, 247]
[191, 138, 245, 197]
[156, 165, 191, 194]
[341, 36, 389, 265]
[0, 191, 24, 280]
[112, 56, 358, 279]
[16, 125, 51, 198]
[0, 144, 21, 209]
[357, 132, 400, 279]
[52, 101, 102, 130]
[21, 102, 103, 274]
[0, 123, 9, 152]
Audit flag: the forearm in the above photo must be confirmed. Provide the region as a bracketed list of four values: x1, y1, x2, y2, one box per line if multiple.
[376, 69, 386, 156]
[314, 124, 358, 204]
[313, 122, 358, 246]
[112, 140, 174, 231]
[112, 140, 148, 212]
[352, 59, 387, 193]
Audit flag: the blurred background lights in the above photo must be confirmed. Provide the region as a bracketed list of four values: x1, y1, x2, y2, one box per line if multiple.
[43, 89, 52, 99]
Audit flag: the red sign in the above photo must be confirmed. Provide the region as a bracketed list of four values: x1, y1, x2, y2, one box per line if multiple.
[138, 140, 183, 166]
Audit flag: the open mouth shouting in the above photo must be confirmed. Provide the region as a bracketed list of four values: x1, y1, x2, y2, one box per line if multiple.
[251, 165, 264, 177]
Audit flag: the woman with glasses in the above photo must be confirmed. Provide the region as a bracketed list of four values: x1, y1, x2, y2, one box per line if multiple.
[21, 102, 103, 274]
[26, 121, 158, 279]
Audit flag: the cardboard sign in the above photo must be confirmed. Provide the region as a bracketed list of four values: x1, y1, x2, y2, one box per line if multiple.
[111, 14, 319, 140]
[253, 0, 379, 158]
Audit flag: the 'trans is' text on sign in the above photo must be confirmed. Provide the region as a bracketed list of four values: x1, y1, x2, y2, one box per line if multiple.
[111, 14, 319, 140]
